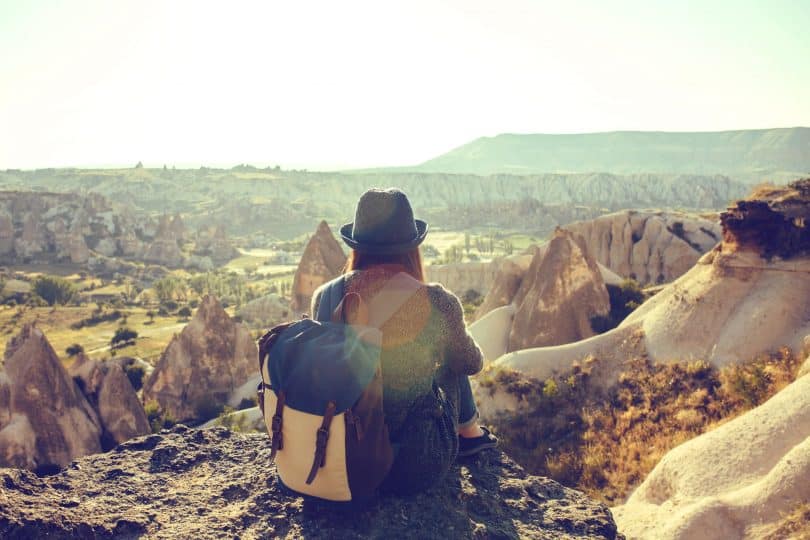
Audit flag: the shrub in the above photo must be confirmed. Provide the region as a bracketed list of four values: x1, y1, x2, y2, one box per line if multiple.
[65, 343, 84, 357]
[177, 306, 192, 319]
[590, 279, 646, 333]
[111, 327, 138, 349]
[216, 406, 250, 432]
[33, 275, 77, 306]
[71, 309, 122, 330]
[124, 363, 146, 392]
[144, 401, 176, 433]
[194, 398, 225, 423]
[486, 347, 803, 505]
[237, 397, 257, 410]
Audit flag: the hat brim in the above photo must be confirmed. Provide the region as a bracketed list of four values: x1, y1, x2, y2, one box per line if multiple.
[340, 220, 429, 254]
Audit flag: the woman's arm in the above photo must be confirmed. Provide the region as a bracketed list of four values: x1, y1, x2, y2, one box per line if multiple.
[434, 286, 484, 376]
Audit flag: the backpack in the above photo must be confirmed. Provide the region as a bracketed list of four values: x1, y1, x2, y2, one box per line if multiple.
[257, 273, 419, 502]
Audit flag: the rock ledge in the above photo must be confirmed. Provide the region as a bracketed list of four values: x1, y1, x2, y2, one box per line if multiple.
[0, 426, 619, 539]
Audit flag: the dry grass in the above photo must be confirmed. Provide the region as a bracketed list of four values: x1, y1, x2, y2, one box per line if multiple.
[481, 347, 804, 505]
[763, 500, 810, 540]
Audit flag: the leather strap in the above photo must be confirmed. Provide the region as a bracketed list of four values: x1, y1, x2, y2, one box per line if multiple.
[269, 390, 286, 463]
[305, 400, 337, 484]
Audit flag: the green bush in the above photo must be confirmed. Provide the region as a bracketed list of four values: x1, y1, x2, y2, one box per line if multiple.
[124, 363, 146, 392]
[144, 401, 176, 433]
[591, 279, 646, 333]
[33, 275, 77, 306]
[65, 343, 84, 357]
[111, 327, 138, 349]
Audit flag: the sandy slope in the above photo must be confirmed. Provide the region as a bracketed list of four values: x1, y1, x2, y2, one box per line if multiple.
[612, 363, 810, 540]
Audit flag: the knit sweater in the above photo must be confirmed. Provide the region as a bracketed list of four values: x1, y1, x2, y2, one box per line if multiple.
[311, 268, 484, 493]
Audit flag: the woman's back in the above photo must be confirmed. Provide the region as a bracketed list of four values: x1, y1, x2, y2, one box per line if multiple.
[311, 266, 483, 443]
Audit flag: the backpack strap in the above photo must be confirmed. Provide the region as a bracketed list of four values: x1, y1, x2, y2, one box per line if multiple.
[306, 400, 337, 484]
[269, 390, 286, 464]
[314, 276, 346, 322]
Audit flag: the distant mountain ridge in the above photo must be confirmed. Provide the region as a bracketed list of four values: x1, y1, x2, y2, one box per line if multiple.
[414, 127, 810, 182]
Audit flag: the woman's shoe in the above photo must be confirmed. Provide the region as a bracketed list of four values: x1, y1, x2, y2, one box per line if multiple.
[457, 426, 498, 457]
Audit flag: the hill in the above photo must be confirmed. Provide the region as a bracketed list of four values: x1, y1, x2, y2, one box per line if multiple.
[415, 128, 810, 182]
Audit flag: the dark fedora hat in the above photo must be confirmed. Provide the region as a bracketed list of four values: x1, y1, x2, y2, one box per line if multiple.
[340, 188, 428, 254]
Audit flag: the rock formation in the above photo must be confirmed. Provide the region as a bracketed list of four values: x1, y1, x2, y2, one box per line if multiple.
[613, 366, 810, 540]
[474, 180, 810, 418]
[0, 326, 102, 471]
[425, 261, 499, 297]
[237, 293, 290, 327]
[0, 426, 620, 539]
[721, 179, 810, 258]
[290, 221, 347, 314]
[194, 223, 238, 264]
[0, 210, 14, 255]
[68, 355, 151, 451]
[143, 215, 183, 267]
[169, 213, 187, 241]
[565, 211, 721, 284]
[473, 259, 527, 319]
[142, 295, 258, 422]
[507, 229, 610, 351]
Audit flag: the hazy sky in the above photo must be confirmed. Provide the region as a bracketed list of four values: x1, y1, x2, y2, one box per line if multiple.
[1, 0, 809, 170]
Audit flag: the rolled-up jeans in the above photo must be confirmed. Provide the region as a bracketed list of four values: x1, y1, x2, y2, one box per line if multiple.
[435, 365, 479, 431]
[456, 374, 478, 429]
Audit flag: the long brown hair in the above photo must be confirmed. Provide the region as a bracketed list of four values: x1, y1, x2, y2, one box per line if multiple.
[345, 248, 425, 282]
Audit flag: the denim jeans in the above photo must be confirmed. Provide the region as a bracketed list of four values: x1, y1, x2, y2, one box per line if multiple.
[457, 375, 478, 429]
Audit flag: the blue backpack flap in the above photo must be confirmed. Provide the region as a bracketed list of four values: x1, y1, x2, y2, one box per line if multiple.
[267, 318, 382, 416]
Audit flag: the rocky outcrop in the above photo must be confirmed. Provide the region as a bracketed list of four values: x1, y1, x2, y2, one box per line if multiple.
[290, 221, 346, 314]
[565, 211, 721, 284]
[169, 213, 187, 241]
[473, 256, 534, 320]
[143, 215, 183, 267]
[68, 355, 150, 451]
[475, 181, 810, 418]
[721, 178, 810, 259]
[237, 293, 290, 327]
[142, 295, 258, 422]
[508, 229, 610, 351]
[0, 326, 102, 471]
[0, 211, 14, 255]
[0, 426, 620, 539]
[194, 223, 238, 264]
[613, 367, 810, 540]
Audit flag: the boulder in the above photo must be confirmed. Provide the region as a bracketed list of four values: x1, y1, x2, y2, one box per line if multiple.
[142, 295, 258, 422]
[68, 355, 151, 451]
[508, 229, 610, 351]
[0, 326, 102, 471]
[290, 221, 347, 314]
[0, 426, 620, 539]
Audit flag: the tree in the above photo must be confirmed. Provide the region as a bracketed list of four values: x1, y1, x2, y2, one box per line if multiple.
[33, 275, 77, 306]
[177, 306, 192, 319]
[111, 327, 138, 349]
[146, 310, 156, 324]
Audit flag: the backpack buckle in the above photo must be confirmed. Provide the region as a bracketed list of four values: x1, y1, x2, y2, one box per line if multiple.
[316, 427, 329, 447]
